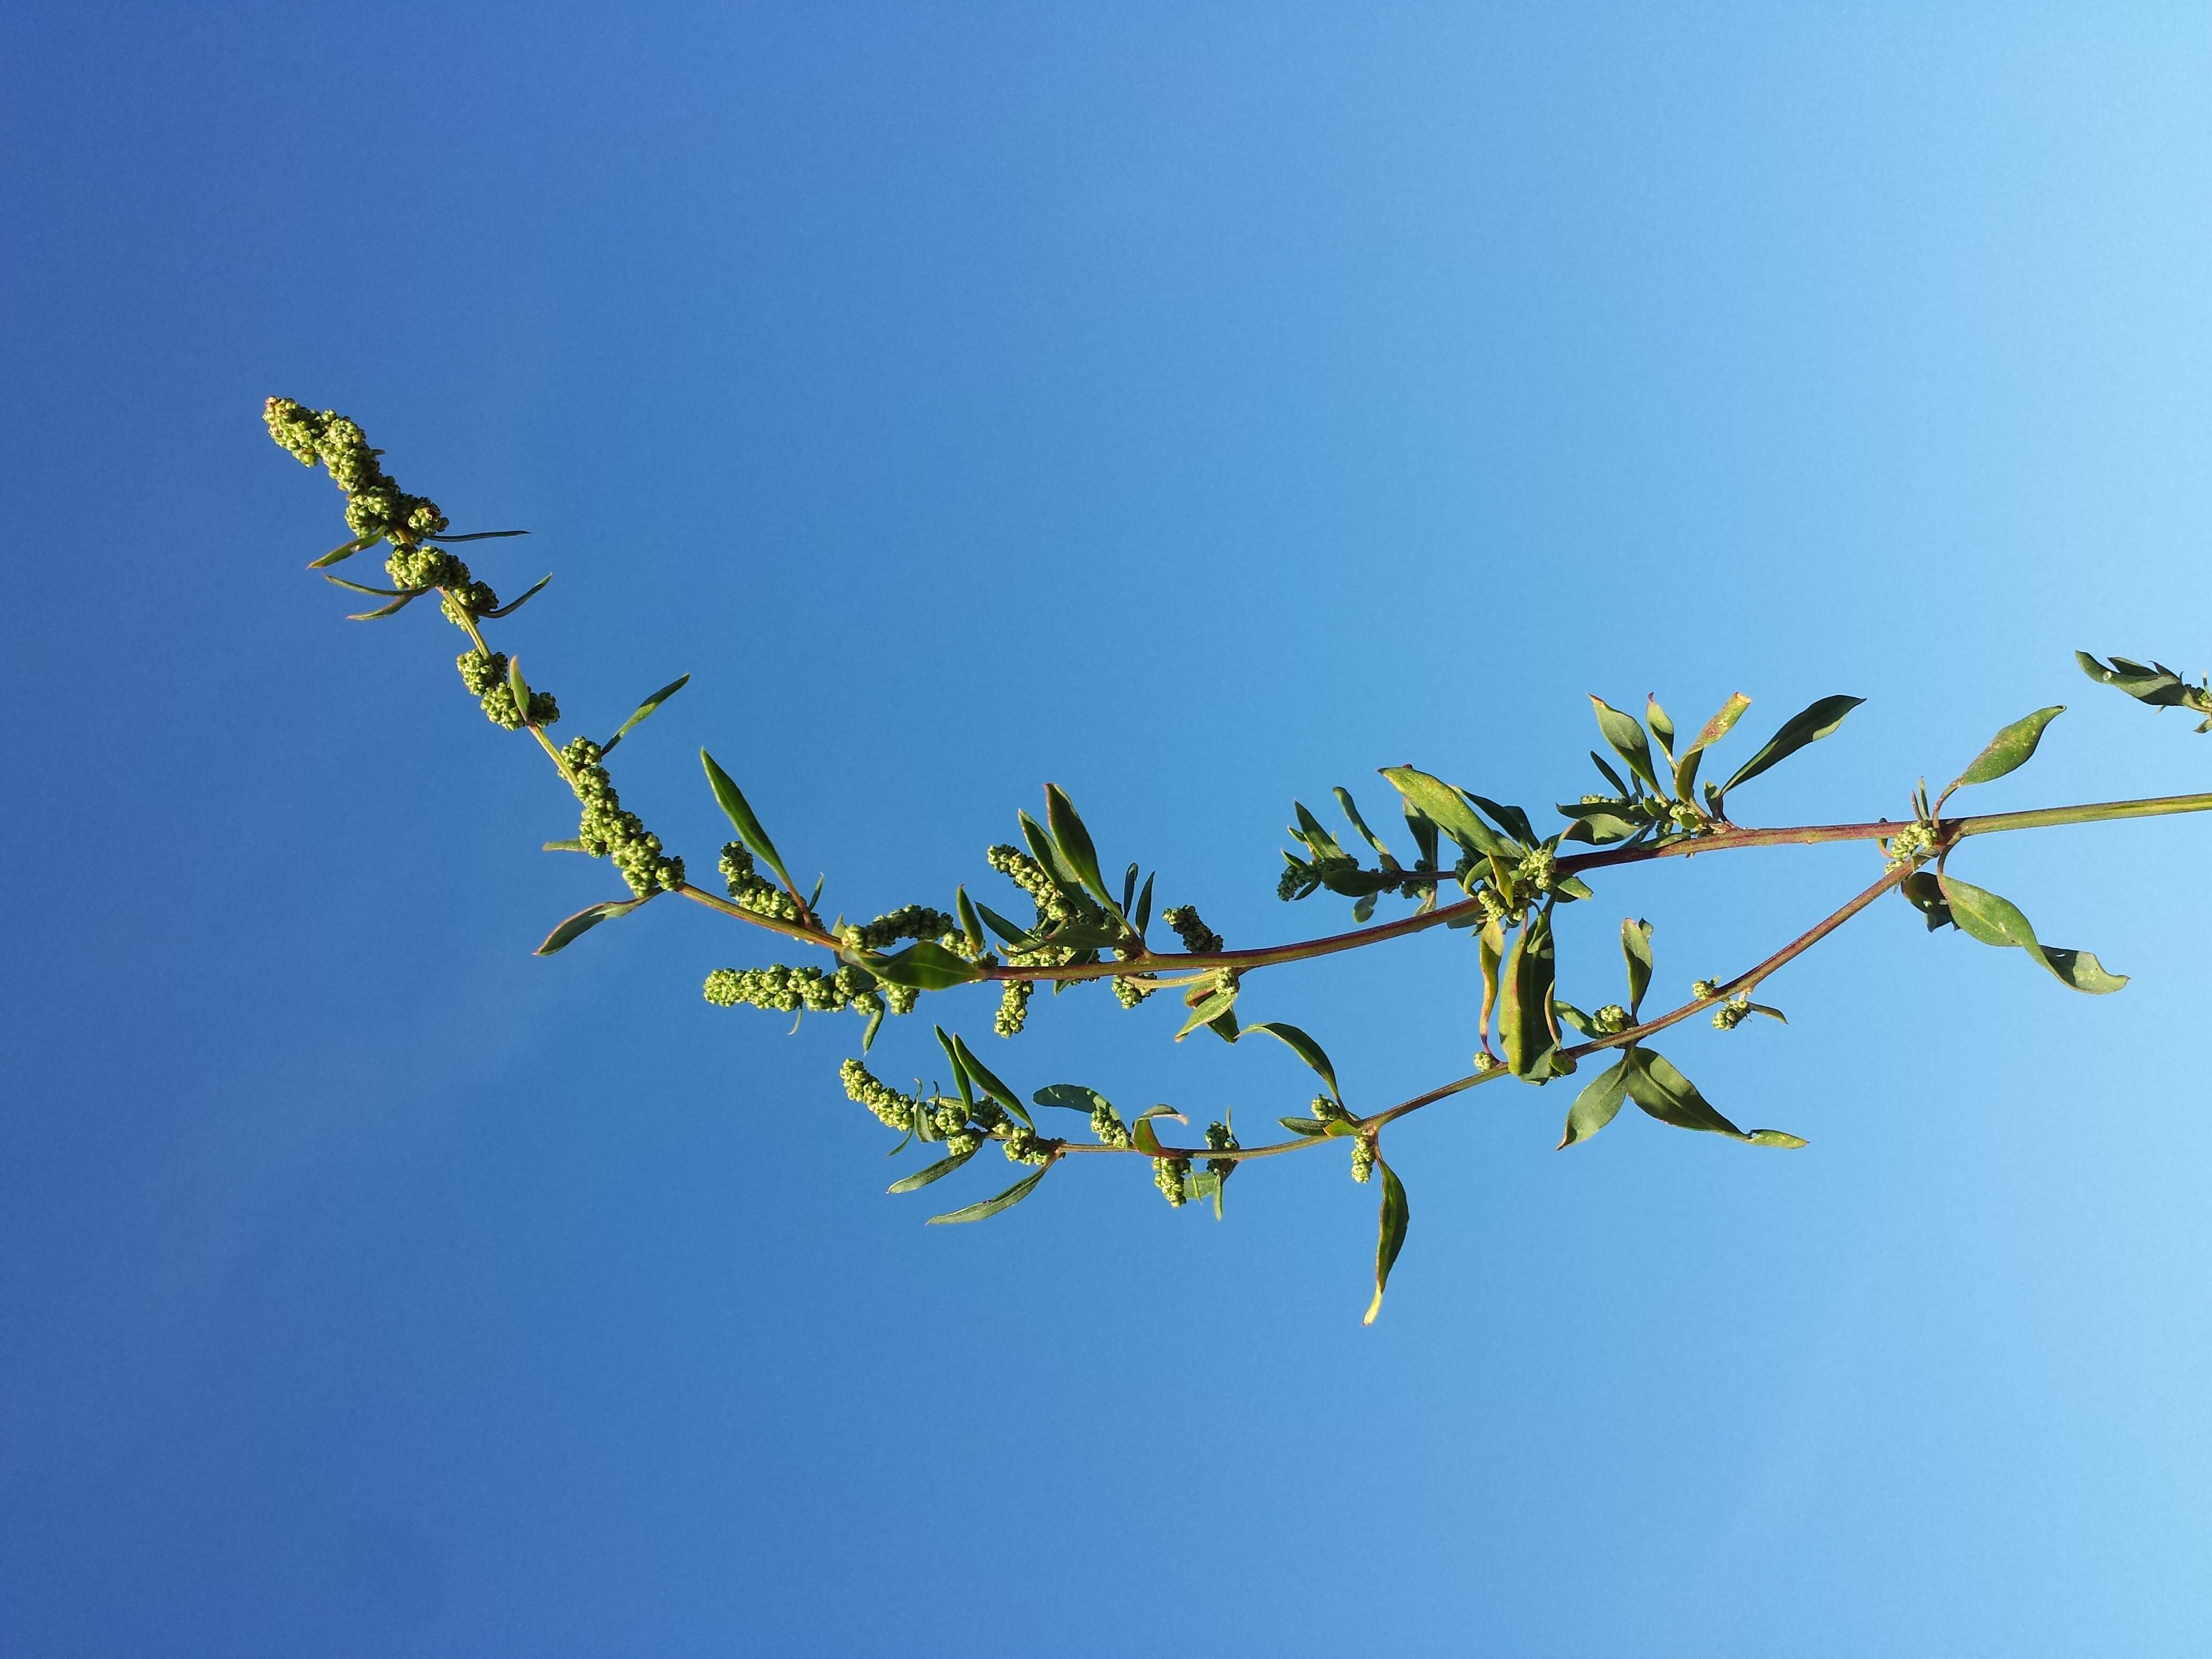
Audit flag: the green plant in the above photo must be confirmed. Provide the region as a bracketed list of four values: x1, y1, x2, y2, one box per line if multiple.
[265, 398, 2212, 1322]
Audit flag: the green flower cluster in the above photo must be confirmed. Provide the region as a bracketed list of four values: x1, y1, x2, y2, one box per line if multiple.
[1205, 1119, 1239, 1182]
[994, 980, 1034, 1037]
[1089, 1101, 1132, 1148]
[1884, 822, 1937, 867]
[838, 906, 957, 952]
[1691, 978, 1720, 1000]
[1513, 846, 1557, 895]
[839, 1058, 918, 1133]
[716, 840, 798, 922]
[458, 648, 558, 730]
[1111, 975, 1153, 1008]
[1350, 1135, 1377, 1184]
[705, 963, 883, 1017]
[1161, 905, 1222, 954]
[1001, 1125, 1055, 1165]
[560, 738, 683, 896]
[264, 398, 449, 546]
[1712, 992, 1753, 1031]
[1153, 1155, 1192, 1207]
[987, 844, 1082, 928]
[1590, 1004, 1631, 1035]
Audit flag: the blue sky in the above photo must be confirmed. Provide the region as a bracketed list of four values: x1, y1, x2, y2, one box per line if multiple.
[4, 4, 2210, 1654]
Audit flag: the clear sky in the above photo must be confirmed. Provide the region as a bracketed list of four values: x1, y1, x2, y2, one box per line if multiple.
[5, 4, 2210, 1654]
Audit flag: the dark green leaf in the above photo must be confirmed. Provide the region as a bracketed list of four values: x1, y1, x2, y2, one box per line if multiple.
[955, 886, 987, 955]
[1588, 751, 1631, 797]
[1553, 875, 1594, 901]
[1718, 695, 1864, 797]
[700, 749, 794, 891]
[1498, 910, 1560, 1079]
[1121, 863, 1139, 914]
[1942, 705, 2065, 799]
[1362, 1158, 1410, 1326]
[1279, 1116, 1330, 1136]
[480, 574, 553, 619]
[1018, 810, 1086, 898]
[600, 672, 690, 754]
[934, 1026, 974, 1110]
[862, 940, 985, 990]
[1589, 698, 1661, 794]
[1935, 873, 2128, 992]
[1133, 871, 1156, 936]
[926, 1163, 1052, 1225]
[1622, 1050, 1749, 1138]
[973, 901, 1035, 950]
[308, 532, 379, 569]
[1558, 1056, 1632, 1148]
[950, 1035, 1030, 1127]
[2076, 651, 2193, 707]
[1033, 1083, 1110, 1114]
[436, 528, 530, 542]
[888, 1142, 982, 1193]
[346, 589, 427, 621]
[1468, 795, 1538, 848]
[1621, 917, 1654, 1017]
[533, 895, 647, 955]
[1351, 892, 1378, 923]
[1045, 784, 1115, 911]
[1403, 803, 1441, 870]
[1292, 801, 1350, 864]
[1901, 870, 1954, 930]
[324, 575, 406, 596]
[1378, 767, 1516, 859]
[1242, 1021, 1342, 1103]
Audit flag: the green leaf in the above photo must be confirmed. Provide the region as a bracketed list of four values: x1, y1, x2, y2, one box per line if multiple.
[1553, 875, 1594, 901]
[1558, 1056, 1632, 1148]
[1588, 751, 1631, 797]
[1645, 696, 1677, 767]
[888, 1142, 982, 1193]
[1901, 870, 1954, 930]
[533, 895, 648, 955]
[1467, 795, 1537, 848]
[1132, 1118, 1166, 1156]
[1934, 873, 2128, 992]
[1044, 784, 1116, 911]
[700, 749, 794, 891]
[542, 839, 588, 853]
[1942, 705, 2065, 799]
[1621, 917, 1654, 1018]
[1361, 1158, 1410, 1326]
[954, 886, 987, 955]
[2076, 651, 2194, 707]
[1675, 691, 1752, 800]
[345, 589, 427, 621]
[1378, 767, 1516, 860]
[1019, 811, 1086, 898]
[933, 1026, 974, 1110]
[859, 940, 985, 991]
[973, 901, 1035, 950]
[436, 528, 530, 542]
[323, 575, 407, 597]
[1133, 871, 1156, 936]
[1478, 916, 1505, 1052]
[1718, 695, 1865, 797]
[1033, 1083, 1110, 1115]
[926, 1163, 1052, 1225]
[1589, 698, 1661, 794]
[1292, 801, 1350, 864]
[1242, 1021, 1342, 1103]
[1279, 1116, 1330, 1137]
[507, 656, 532, 722]
[1621, 1050, 1749, 1138]
[1134, 1104, 1186, 1124]
[480, 574, 553, 619]
[1175, 983, 1239, 1041]
[600, 672, 690, 754]
[1333, 787, 1392, 860]
[308, 532, 380, 569]
[951, 1035, 1032, 1125]
[1402, 803, 1441, 871]
[1498, 910, 1560, 1079]
[1746, 1129, 1810, 1148]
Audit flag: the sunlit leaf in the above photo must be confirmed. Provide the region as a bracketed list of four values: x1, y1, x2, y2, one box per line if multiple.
[1242, 1021, 1341, 1103]
[533, 895, 648, 955]
[1718, 695, 1864, 798]
[1361, 1158, 1410, 1326]
[927, 1163, 1051, 1224]
[600, 672, 689, 754]
[1558, 1056, 1632, 1148]
[888, 1142, 982, 1193]
[1941, 705, 2064, 801]
[700, 749, 794, 891]
[1935, 873, 2128, 993]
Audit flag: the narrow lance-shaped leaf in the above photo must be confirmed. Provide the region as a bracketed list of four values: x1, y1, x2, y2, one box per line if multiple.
[927, 1162, 1052, 1225]
[324, 574, 407, 597]
[600, 672, 690, 754]
[1467, 794, 1537, 848]
[436, 528, 531, 542]
[1621, 1050, 1807, 1146]
[859, 940, 985, 990]
[1044, 784, 1117, 913]
[346, 589, 427, 621]
[1938, 705, 2064, 805]
[888, 1142, 983, 1193]
[1132, 871, 1156, 936]
[1558, 1056, 1632, 1149]
[1019, 811, 1087, 897]
[1333, 787, 1393, 861]
[951, 1035, 1032, 1127]
[955, 886, 987, 956]
[1242, 1021, 1342, 1105]
[1621, 917, 1654, 1018]
[534, 895, 648, 955]
[934, 1026, 974, 1110]
[1675, 692, 1752, 801]
[308, 532, 380, 569]
[700, 749, 794, 892]
[1175, 979, 1239, 1041]
[507, 656, 532, 723]
[1497, 909, 1560, 1079]
[1362, 1157, 1410, 1326]
[1934, 872, 2129, 993]
[2075, 651, 2193, 707]
[1478, 916, 1505, 1054]
[1718, 694, 1865, 798]
[1645, 696, 1677, 768]
[480, 574, 553, 619]
[1378, 766, 1516, 860]
[1589, 697, 1661, 794]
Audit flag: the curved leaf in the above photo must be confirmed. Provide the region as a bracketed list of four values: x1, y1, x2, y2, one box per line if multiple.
[951, 1034, 1030, 1127]
[1944, 705, 2064, 798]
[700, 749, 793, 890]
[1589, 697, 1660, 794]
[888, 1142, 982, 1193]
[1242, 1021, 1341, 1103]
[1719, 694, 1865, 797]
[308, 532, 380, 569]
[1044, 784, 1114, 911]
[2076, 651, 2192, 707]
[480, 574, 554, 619]
[1378, 767, 1516, 860]
[1558, 1056, 1631, 1149]
[1621, 1050, 1747, 1138]
[1621, 916, 1655, 1018]
[600, 672, 689, 753]
[533, 895, 647, 955]
[927, 1163, 1052, 1224]
[862, 940, 984, 991]
[1675, 692, 1752, 799]
[1361, 1158, 1410, 1326]
[1032, 1083, 1110, 1114]
[1935, 873, 2128, 993]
